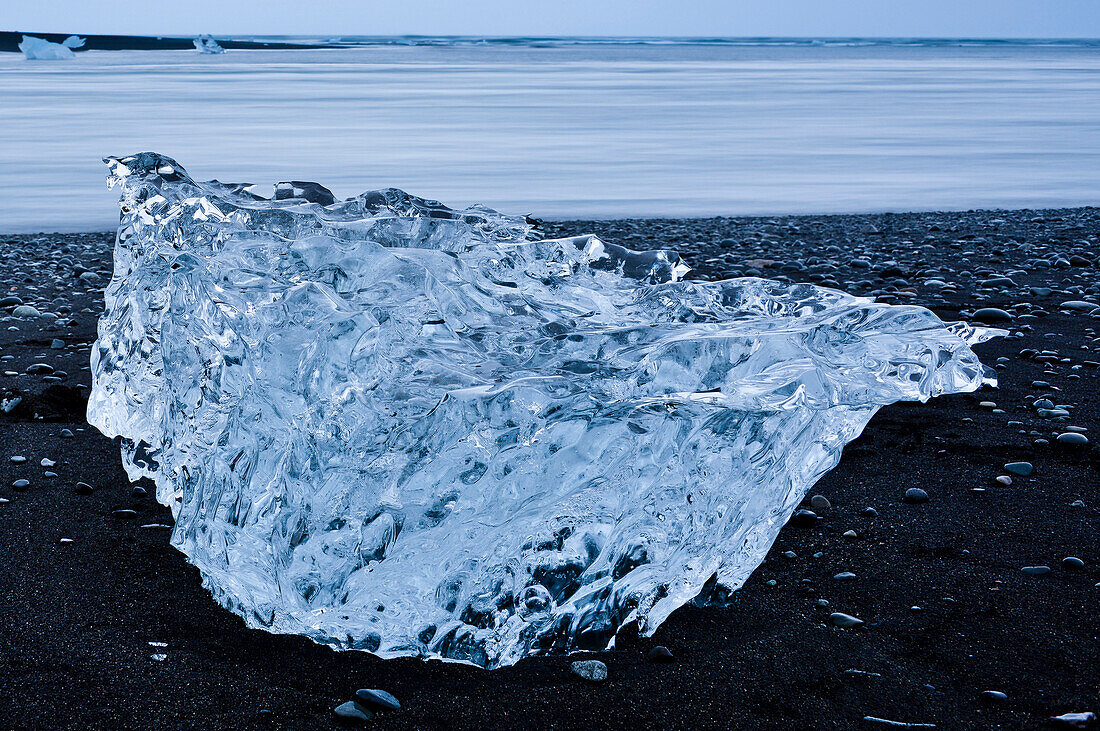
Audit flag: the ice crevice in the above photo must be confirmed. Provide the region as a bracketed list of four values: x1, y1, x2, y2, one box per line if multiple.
[89, 152, 1000, 668]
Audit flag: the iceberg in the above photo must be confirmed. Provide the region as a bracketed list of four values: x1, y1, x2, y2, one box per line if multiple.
[193, 35, 225, 54]
[19, 35, 85, 61]
[90, 153, 999, 668]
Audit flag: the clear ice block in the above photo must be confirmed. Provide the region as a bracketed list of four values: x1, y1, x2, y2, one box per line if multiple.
[89, 153, 998, 667]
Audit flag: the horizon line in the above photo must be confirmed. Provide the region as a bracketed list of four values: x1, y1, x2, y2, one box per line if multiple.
[5, 31, 1100, 41]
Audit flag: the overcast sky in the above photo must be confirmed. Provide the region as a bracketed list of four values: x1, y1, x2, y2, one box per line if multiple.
[5, 0, 1100, 38]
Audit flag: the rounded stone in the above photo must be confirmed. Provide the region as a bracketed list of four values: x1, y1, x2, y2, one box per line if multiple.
[829, 612, 863, 628]
[646, 646, 674, 663]
[571, 659, 608, 682]
[789, 509, 819, 527]
[333, 701, 372, 724]
[972, 307, 1012, 322]
[354, 688, 400, 712]
[1062, 556, 1085, 569]
[810, 495, 831, 509]
[1004, 462, 1033, 477]
[1056, 432, 1089, 445]
[1021, 565, 1051, 576]
[903, 487, 929, 504]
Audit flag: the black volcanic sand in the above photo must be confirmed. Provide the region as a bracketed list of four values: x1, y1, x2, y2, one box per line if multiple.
[0, 32, 329, 53]
[0, 209, 1097, 730]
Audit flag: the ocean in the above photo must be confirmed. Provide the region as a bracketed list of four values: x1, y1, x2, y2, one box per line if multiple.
[0, 37, 1098, 232]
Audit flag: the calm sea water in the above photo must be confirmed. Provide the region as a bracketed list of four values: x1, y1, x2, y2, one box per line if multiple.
[1, 39, 1098, 232]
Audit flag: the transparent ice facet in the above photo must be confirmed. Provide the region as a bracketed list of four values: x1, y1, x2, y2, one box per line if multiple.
[89, 153, 999, 668]
[193, 35, 225, 54]
[18, 35, 85, 61]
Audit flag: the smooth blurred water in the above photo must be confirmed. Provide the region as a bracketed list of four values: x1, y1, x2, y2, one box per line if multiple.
[1, 40, 1098, 232]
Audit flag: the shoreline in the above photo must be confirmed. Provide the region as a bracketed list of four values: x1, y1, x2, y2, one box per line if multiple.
[5, 205, 1098, 240]
[0, 206, 1096, 729]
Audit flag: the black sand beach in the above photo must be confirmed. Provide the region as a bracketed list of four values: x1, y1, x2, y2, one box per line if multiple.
[0, 209, 1096, 729]
[0, 32, 327, 53]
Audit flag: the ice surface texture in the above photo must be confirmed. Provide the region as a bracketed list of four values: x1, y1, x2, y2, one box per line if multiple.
[90, 153, 998, 668]
[19, 35, 85, 61]
[193, 35, 225, 54]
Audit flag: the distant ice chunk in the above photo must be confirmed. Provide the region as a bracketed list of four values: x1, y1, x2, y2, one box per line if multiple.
[193, 35, 225, 54]
[90, 152, 1001, 668]
[19, 35, 85, 60]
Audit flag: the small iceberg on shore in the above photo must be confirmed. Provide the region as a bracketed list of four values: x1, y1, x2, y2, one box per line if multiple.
[193, 35, 225, 54]
[19, 35, 85, 60]
[91, 153, 1002, 668]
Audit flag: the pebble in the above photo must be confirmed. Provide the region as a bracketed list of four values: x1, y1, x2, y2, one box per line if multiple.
[994, 475, 1013, 485]
[570, 659, 608, 682]
[333, 701, 372, 724]
[59, 429, 74, 438]
[829, 612, 863, 628]
[843, 530, 858, 538]
[834, 571, 857, 581]
[972, 307, 1012, 322]
[861, 507, 878, 517]
[10, 456, 26, 463]
[354, 688, 400, 712]
[646, 646, 674, 663]
[112, 509, 138, 519]
[12, 479, 30, 491]
[1060, 300, 1099, 313]
[980, 690, 1008, 704]
[903, 487, 929, 504]
[74, 481, 93, 495]
[790, 509, 819, 527]
[11, 305, 41, 318]
[1056, 432, 1089, 445]
[1004, 462, 1033, 476]
[1062, 557, 1085, 569]
[810, 495, 831, 509]
[1021, 565, 1051, 576]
